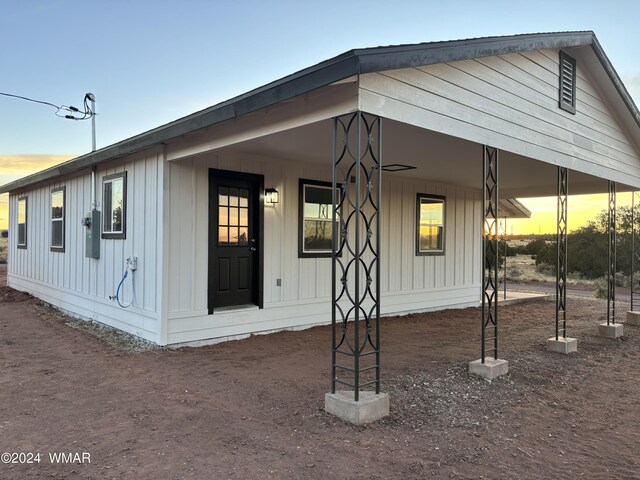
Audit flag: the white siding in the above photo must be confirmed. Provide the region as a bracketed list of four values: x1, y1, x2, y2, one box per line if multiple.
[165, 153, 481, 345]
[7, 149, 164, 342]
[359, 48, 640, 188]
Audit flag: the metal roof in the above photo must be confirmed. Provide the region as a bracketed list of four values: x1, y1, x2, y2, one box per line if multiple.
[2, 30, 638, 194]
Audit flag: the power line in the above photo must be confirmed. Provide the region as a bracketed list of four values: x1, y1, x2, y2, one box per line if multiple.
[0, 91, 60, 110]
[0, 91, 96, 120]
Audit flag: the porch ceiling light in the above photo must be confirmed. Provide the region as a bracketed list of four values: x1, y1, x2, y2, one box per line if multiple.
[265, 188, 279, 204]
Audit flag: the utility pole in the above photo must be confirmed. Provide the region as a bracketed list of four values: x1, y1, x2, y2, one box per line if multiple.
[87, 93, 96, 152]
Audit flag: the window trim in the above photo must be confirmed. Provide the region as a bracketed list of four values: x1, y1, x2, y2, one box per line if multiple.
[102, 171, 127, 240]
[416, 193, 446, 256]
[298, 178, 341, 258]
[559, 50, 577, 114]
[50, 186, 66, 252]
[17, 196, 27, 249]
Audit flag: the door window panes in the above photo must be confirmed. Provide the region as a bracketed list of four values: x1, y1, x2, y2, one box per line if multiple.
[218, 186, 249, 246]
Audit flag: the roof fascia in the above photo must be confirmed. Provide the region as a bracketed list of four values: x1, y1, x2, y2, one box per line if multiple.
[355, 31, 594, 73]
[588, 35, 640, 131]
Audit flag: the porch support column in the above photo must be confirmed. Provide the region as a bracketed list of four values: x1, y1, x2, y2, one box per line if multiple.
[325, 111, 389, 425]
[599, 180, 623, 338]
[499, 217, 507, 300]
[628, 191, 640, 325]
[547, 167, 577, 353]
[469, 145, 508, 379]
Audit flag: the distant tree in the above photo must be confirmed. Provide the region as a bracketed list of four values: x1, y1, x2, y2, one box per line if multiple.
[500, 239, 518, 257]
[533, 206, 639, 279]
[523, 238, 548, 256]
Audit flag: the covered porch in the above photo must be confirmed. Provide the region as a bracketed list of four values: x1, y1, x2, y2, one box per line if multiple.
[161, 33, 640, 424]
[165, 103, 637, 423]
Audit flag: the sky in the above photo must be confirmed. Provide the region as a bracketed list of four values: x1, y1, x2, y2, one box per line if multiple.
[1, 0, 639, 232]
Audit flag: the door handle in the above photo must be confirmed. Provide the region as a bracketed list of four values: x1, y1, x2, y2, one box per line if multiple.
[249, 238, 256, 252]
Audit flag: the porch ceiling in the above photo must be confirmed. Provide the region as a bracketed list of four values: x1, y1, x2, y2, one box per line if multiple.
[213, 118, 634, 198]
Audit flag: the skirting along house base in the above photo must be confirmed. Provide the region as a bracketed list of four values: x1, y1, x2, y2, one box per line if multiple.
[2, 31, 640, 423]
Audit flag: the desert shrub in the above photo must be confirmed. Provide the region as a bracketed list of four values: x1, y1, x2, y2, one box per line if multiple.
[536, 262, 554, 276]
[523, 238, 548, 256]
[616, 271, 629, 287]
[528, 207, 632, 286]
[593, 277, 608, 299]
[507, 267, 523, 279]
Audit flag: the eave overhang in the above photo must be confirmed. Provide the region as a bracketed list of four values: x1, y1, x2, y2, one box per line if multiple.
[1, 30, 638, 194]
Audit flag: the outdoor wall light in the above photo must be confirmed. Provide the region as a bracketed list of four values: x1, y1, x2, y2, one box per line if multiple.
[265, 188, 279, 204]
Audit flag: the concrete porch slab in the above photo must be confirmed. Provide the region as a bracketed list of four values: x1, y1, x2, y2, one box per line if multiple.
[546, 337, 578, 354]
[469, 358, 509, 380]
[598, 323, 623, 339]
[325, 391, 389, 425]
[626, 311, 640, 326]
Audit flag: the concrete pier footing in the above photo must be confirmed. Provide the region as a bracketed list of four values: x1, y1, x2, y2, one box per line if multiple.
[598, 323, 623, 339]
[546, 337, 578, 354]
[325, 391, 390, 425]
[626, 311, 640, 326]
[468, 358, 509, 380]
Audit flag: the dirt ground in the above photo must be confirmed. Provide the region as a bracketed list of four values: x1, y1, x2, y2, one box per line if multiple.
[1, 266, 640, 479]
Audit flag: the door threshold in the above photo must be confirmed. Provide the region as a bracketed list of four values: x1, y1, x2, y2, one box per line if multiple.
[213, 304, 259, 314]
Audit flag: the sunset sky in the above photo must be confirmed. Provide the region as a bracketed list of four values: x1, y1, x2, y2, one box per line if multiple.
[1, 1, 639, 233]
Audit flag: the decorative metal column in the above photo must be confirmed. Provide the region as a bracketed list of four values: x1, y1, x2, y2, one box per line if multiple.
[499, 218, 507, 300]
[556, 167, 568, 339]
[482, 146, 499, 362]
[331, 112, 382, 401]
[607, 180, 616, 325]
[632, 191, 640, 312]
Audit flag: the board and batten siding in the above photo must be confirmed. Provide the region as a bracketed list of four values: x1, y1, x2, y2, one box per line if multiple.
[165, 153, 481, 345]
[7, 149, 164, 343]
[359, 48, 640, 188]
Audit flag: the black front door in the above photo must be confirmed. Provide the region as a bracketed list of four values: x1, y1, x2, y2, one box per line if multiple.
[208, 169, 263, 312]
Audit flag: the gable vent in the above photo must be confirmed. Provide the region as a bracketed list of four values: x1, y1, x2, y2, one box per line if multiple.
[559, 51, 577, 114]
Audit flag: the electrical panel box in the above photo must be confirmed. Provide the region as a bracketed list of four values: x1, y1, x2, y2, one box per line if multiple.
[84, 210, 101, 259]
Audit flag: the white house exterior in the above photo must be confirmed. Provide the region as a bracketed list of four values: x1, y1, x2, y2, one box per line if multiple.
[2, 32, 640, 352]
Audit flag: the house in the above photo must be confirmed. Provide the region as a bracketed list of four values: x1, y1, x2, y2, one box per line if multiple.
[2, 31, 640, 422]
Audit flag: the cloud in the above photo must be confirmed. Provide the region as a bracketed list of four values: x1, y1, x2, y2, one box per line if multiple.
[0, 155, 75, 229]
[0, 155, 74, 179]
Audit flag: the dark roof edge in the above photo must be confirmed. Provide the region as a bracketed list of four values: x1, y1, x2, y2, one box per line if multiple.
[2, 31, 638, 194]
[589, 35, 640, 130]
[355, 31, 595, 72]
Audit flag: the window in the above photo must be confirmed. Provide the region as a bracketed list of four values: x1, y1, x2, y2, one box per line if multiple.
[559, 51, 577, 114]
[218, 186, 249, 246]
[50, 187, 65, 251]
[298, 179, 340, 257]
[416, 194, 445, 255]
[17, 197, 27, 249]
[102, 172, 127, 239]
